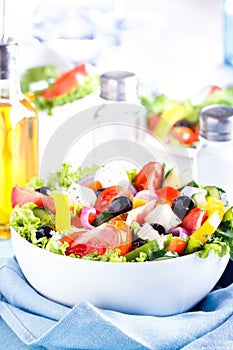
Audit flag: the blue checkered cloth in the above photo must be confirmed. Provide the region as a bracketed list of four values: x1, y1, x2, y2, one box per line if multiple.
[0, 257, 233, 350]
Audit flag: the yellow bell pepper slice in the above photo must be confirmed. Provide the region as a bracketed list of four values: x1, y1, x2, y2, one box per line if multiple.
[154, 105, 186, 139]
[52, 192, 71, 231]
[191, 208, 224, 243]
[205, 196, 225, 215]
[132, 197, 147, 209]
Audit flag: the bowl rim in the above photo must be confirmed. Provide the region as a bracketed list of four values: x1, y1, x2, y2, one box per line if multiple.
[11, 227, 229, 267]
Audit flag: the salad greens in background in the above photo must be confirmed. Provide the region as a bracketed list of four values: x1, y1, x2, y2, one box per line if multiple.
[21, 63, 100, 115]
[140, 85, 233, 147]
[10, 162, 233, 262]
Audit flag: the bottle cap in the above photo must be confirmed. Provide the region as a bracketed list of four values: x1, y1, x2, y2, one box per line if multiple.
[100, 71, 139, 102]
[0, 37, 18, 79]
[200, 104, 233, 141]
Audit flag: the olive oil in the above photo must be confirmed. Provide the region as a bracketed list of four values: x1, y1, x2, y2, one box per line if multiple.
[0, 38, 38, 239]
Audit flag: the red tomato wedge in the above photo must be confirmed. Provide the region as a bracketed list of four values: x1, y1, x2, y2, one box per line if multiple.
[181, 207, 208, 235]
[94, 186, 133, 213]
[134, 162, 164, 192]
[40, 62, 92, 99]
[11, 185, 55, 214]
[61, 221, 132, 257]
[169, 126, 199, 146]
[155, 186, 180, 206]
[166, 237, 187, 255]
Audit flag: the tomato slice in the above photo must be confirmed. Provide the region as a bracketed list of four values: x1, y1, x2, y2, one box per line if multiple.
[166, 237, 187, 255]
[109, 220, 132, 255]
[134, 162, 164, 192]
[94, 186, 133, 213]
[155, 186, 180, 206]
[40, 62, 92, 99]
[61, 221, 132, 257]
[181, 207, 208, 235]
[11, 185, 56, 214]
[169, 126, 199, 146]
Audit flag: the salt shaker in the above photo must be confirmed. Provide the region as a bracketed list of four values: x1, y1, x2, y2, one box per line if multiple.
[94, 70, 147, 129]
[193, 104, 233, 204]
[194, 104, 233, 288]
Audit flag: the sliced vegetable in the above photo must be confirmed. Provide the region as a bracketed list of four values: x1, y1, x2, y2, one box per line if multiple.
[40, 63, 94, 99]
[155, 186, 180, 206]
[52, 192, 71, 231]
[94, 186, 133, 213]
[153, 105, 186, 139]
[132, 197, 147, 209]
[166, 237, 187, 254]
[61, 221, 132, 257]
[180, 207, 208, 235]
[80, 207, 97, 229]
[134, 162, 164, 192]
[192, 209, 224, 243]
[12, 185, 56, 214]
[168, 126, 199, 146]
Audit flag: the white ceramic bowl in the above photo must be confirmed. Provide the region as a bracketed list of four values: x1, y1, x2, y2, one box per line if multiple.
[11, 228, 229, 316]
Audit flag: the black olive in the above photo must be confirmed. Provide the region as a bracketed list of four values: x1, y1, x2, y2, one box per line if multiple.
[36, 186, 51, 196]
[174, 120, 191, 128]
[36, 225, 54, 239]
[150, 223, 166, 235]
[95, 188, 105, 197]
[108, 196, 132, 215]
[172, 195, 195, 220]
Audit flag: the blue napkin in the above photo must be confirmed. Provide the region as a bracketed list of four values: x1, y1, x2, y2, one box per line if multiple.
[0, 257, 233, 350]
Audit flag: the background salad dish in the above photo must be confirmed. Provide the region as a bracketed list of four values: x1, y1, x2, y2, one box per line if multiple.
[141, 84, 233, 147]
[20, 62, 100, 115]
[10, 161, 233, 263]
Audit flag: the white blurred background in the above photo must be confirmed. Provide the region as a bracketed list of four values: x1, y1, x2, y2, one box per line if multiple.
[1, 0, 232, 97]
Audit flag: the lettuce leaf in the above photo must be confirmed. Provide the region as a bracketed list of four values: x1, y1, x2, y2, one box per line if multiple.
[216, 206, 233, 259]
[34, 75, 100, 115]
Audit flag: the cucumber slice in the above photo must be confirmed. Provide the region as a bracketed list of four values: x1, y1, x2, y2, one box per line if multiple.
[204, 186, 220, 200]
[33, 207, 49, 220]
[192, 192, 207, 209]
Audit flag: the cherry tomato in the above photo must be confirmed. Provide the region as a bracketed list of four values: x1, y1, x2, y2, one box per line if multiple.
[60, 221, 132, 257]
[155, 186, 180, 206]
[166, 237, 187, 255]
[134, 162, 164, 192]
[94, 186, 133, 213]
[169, 126, 199, 146]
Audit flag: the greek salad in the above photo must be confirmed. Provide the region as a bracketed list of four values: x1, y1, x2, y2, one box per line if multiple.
[10, 162, 233, 262]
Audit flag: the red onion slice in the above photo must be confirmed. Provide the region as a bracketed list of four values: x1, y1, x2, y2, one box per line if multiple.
[78, 174, 95, 186]
[80, 206, 97, 229]
[135, 190, 159, 201]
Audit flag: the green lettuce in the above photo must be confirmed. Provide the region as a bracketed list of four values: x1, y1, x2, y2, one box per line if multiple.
[25, 162, 98, 191]
[34, 75, 100, 115]
[216, 206, 233, 259]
